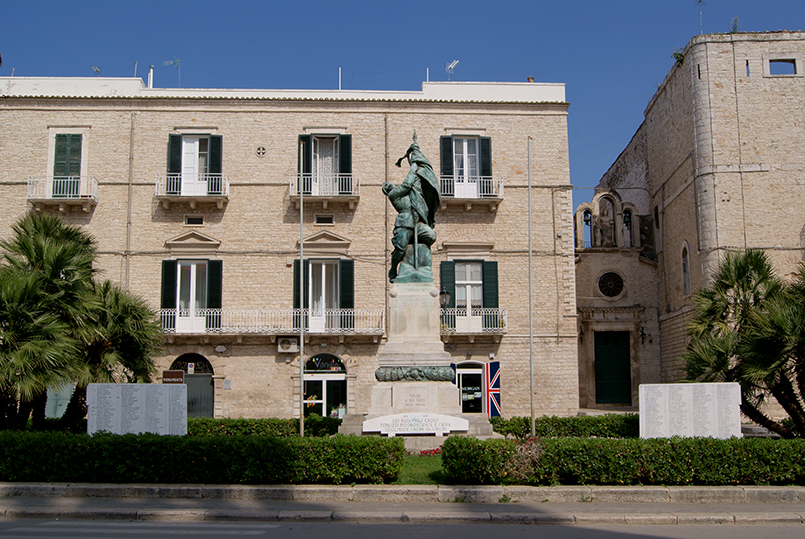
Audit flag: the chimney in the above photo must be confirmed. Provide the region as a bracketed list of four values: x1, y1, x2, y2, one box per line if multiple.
[148, 65, 154, 88]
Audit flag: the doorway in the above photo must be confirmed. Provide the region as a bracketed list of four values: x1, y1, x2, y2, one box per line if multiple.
[594, 331, 632, 405]
[170, 353, 214, 418]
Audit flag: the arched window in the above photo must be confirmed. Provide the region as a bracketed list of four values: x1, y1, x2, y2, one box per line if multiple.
[303, 353, 347, 418]
[682, 245, 691, 296]
[622, 209, 633, 248]
[582, 210, 592, 248]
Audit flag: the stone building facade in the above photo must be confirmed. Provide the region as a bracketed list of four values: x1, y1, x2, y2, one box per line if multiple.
[575, 31, 805, 398]
[1, 77, 577, 419]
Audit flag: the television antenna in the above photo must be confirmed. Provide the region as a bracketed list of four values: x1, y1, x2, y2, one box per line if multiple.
[698, 0, 705, 35]
[445, 59, 459, 81]
[163, 56, 181, 87]
[92, 66, 101, 76]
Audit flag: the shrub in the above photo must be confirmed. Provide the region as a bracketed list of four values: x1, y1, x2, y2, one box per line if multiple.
[490, 414, 638, 439]
[0, 431, 403, 484]
[187, 415, 341, 437]
[442, 435, 805, 486]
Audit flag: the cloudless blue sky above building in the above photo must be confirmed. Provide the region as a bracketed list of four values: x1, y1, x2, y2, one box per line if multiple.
[2, 1, 803, 207]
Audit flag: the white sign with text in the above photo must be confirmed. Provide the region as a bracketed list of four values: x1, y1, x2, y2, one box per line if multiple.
[87, 383, 187, 436]
[363, 413, 468, 437]
[639, 382, 741, 439]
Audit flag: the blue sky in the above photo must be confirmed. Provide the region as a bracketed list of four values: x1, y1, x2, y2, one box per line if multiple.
[2, 1, 803, 207]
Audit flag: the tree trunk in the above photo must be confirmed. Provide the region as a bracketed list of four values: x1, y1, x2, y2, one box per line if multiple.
[15, 400, 33, 430]
[58, 385, 87, 433]
[31, 392, 47, 431]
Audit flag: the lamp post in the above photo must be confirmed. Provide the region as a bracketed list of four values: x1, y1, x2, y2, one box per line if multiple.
[439, 287, 451, 309]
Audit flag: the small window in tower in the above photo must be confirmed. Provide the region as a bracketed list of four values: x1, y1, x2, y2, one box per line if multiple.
[745, 60, 750, 77]
[769, 59, 797, 75]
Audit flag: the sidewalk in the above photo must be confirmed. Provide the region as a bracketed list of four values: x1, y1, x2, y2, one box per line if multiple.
[1, 484, 804, 525]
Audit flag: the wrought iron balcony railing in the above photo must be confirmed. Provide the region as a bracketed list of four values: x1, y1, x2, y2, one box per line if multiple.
[440, 308, 508, 334]
[158, 308, 384, 336]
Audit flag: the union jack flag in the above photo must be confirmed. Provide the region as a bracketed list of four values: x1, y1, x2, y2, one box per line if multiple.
[484, 361, 501, 418]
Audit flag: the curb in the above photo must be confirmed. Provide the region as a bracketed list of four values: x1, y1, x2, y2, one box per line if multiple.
[4, 483, 803, 504]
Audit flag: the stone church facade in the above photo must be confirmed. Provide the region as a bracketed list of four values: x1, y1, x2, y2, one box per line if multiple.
[574, 31, 805, 407]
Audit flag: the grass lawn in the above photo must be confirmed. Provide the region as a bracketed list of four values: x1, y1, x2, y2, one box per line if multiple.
[393, 454, 445, 485]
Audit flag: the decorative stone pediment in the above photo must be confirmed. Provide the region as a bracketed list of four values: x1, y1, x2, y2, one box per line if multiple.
[297, 230, 351, 256]
[165, 230, 221, 255]
[441, 241, 494, 258]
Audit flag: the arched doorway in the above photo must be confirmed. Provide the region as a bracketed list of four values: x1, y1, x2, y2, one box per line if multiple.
[303, 354, 347, 418]
[170, 353, 214, 418]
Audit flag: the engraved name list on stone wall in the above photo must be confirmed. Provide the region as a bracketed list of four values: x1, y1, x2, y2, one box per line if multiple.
[639, 382, 741, 439]
[87, 383, 187, 436]
[363, 413, 468, 437]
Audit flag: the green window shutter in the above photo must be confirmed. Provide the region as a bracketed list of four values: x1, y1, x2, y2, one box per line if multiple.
[293, 260, 309, 329]
[298, 135, 311, 195]
[168, 134, 182, 174]
[482, 261, 498, 309]
[53, 134, 81, 177]
[440, 136, 454, 177]
[480, 137, 492, 178]
[208, 135, 222, 174]
[482, 260, 499, 331]
[206, 260, 223, 330]
[440, 261, 456, 308]
[338, 134, 352, 174]
[440, 261, 456, 330]
[206, 260, 223, 309]
[339, 259, 354, 330]
[338, 134, 352, 194]
[160, 260, 177, 331]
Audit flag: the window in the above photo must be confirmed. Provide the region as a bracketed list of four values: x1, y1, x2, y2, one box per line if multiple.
[598, 272, 624, 298]
[440, 135, 493, 197]
[440, 260, 499, 331]
[622, 209, 633, 248]
[184, 215, 204, 226]
[53, 134, 82, 197]
[682, 245, 691, 296]
[293, 259, 354, 331]
[314, 214, 334, 225]
[769, 59, 797, 75]
[582, 210, 592, 248]
[160, 259, 222, 332]
[167, 134, 223, 196]
[297, 134, 352, 195]
[303, 354, 347, 418]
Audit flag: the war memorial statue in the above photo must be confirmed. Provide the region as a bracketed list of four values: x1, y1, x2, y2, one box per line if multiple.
[383, 133, 440, 283]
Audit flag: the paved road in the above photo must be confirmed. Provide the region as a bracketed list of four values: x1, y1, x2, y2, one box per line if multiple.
[0, 520, 804, 539]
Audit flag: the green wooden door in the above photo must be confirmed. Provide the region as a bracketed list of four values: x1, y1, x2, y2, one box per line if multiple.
[184, 374, 214, 418]
[594, 331, 631, 404]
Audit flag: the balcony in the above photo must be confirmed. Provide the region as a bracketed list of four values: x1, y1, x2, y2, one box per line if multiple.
[288, 173, 360, 210]
[158, 308, 384, 341]
[440, 308, 507, 342]
[155, 173, 229, 209]
[439, 176, 504, 211]
[27, 176, 98, 212]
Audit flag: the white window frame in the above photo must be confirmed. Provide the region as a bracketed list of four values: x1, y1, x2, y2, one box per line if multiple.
[176, 260, 208, 333]
[308, 259, 340, 332]
[455, 261, 483, 332]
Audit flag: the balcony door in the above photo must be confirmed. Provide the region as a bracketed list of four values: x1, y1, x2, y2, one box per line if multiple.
[309, 260, 339, 332]
[53, 134, 82, 198]
[181, 136, 209, 196]
[455, 261, 483, 332]
[176, 260, 208, 333]
[312, 136, 339, 195]
[453, 137, 479, 198]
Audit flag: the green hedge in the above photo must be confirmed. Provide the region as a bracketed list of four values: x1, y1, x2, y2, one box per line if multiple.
[442, 436, 805, 486]
[0, 431, 403, 484]
[490, 414, 639, 439]
[187, 416, 341, 437]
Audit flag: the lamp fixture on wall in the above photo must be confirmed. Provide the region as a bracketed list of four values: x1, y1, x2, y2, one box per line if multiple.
[640, 326, 653, 345]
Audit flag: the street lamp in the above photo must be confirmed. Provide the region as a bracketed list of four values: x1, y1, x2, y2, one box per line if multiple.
[439, 287, 451, 308]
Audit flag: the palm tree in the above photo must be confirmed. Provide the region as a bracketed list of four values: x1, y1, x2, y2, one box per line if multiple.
[0, 213, 161, 431]
[684, 250, 805, 437]
[59, 281, 162, 432]
[0, 268, 79, 429]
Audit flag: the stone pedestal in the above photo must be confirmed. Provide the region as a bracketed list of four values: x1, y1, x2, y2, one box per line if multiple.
[339, 282, 493, 449]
